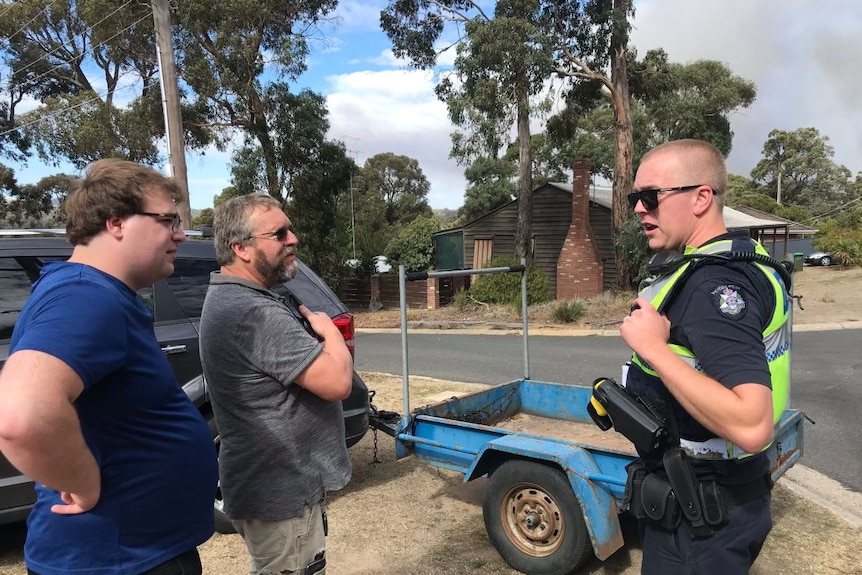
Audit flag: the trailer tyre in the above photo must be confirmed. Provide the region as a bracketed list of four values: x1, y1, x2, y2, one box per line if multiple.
[483, 459, 592, 575]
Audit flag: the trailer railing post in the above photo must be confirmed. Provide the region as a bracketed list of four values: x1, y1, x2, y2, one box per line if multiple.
[398, 262, 530, 429]
[521, 258, 529, 380]
[399, 265, 411, 429]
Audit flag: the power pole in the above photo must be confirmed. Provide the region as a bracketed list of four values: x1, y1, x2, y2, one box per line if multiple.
[152, 0, 191, 228]
[340, 135, 361, 260]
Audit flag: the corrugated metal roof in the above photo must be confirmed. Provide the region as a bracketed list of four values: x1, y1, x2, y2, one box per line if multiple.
[730, 205, 818, 235]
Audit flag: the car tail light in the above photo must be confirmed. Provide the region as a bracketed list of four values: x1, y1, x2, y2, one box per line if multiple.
[332, 313, 355, 353]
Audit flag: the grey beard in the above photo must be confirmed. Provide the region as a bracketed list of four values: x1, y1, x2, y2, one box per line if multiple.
[256, 252, 297, 287]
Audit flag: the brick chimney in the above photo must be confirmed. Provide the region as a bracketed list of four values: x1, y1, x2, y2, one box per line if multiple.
[556, 159, 603, 299]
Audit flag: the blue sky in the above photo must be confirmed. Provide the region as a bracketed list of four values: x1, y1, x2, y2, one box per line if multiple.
[10, 0, 862, 211]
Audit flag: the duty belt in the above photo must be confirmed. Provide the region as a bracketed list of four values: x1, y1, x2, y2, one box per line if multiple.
[679, 437, 753, 460]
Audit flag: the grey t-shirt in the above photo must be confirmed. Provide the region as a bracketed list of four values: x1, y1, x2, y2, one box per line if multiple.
[199, 273, 351, 520]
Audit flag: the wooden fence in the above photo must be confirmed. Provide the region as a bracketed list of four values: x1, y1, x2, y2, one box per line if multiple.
[340, 274, 465, 311]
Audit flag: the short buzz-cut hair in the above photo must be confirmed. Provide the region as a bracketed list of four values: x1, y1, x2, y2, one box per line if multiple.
[212, 193, 282, 266]
[642, 139, 728, 207]
[65, 158, 184, 245]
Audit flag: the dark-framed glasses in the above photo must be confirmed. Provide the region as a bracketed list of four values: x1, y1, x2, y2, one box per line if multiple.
[627, 184, 710, 211]
[246, 225, 291, 242]
[138, 211, 182, 231]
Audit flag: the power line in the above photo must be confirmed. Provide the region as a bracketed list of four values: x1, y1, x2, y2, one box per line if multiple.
[7, 0, 135, 80]
[2, 9, 154, 94]
[3, 0, 57, 45]
[0, 76, 159, 137]
[0, 1, 22, 23]
[801, 196, 862, 225]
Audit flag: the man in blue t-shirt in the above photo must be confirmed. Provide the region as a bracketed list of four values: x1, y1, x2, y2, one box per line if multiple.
[0, 159, 218, 575]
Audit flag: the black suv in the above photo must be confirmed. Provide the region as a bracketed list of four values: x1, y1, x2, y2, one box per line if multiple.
[0, 232, 370, 532]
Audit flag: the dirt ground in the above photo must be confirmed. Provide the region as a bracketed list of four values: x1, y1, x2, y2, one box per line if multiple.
[1, 265, 860, 575]
[219, 372, 861, 575]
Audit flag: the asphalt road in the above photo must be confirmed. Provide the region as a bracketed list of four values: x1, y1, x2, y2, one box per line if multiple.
[355, 328, 862, 493]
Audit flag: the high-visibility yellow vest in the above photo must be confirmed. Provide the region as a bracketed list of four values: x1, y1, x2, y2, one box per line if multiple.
[630, 238, 790, 459]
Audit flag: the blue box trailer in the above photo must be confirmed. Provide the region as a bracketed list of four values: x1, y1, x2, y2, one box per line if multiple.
[369, 263, 805, 575]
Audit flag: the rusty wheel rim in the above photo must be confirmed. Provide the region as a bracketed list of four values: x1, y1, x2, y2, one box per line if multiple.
[499, 482, 565, 557]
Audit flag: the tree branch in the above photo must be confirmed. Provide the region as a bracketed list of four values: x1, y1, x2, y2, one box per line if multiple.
[427, 0, 489, 22]
[555, 47, 613, 93]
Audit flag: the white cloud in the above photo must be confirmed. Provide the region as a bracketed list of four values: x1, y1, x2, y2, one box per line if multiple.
[332, 0, 384, 31]
[630, 0, 862, 178]
[360, 49, 403, 67]
[325, 68, 467, 209]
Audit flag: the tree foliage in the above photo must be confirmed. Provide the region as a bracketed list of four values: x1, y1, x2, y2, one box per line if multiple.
[458, 156, 515, 223]
[174, 0, 336, 202]
[383, 214, 439, 273]
[815, 217, 862, 267]
[628, 49, 756, 155]
[0, 0, 213, 169]
[290, 140, 354, 287]
[191, 208, 214, 229]
[347, 152, 434, 264]
[225, 86, 333, 205]
[382, 0, 607, 261]
[751, 127, 854, 214]
[355, 153, 432, 226]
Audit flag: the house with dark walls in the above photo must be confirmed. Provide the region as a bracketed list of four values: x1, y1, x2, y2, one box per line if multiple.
[435, 161, 791, 299]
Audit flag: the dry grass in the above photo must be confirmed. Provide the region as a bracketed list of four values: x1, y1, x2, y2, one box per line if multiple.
[355, 265, 862, 330]
[192, 373, 862, 575]
[354, 291, 635, 330]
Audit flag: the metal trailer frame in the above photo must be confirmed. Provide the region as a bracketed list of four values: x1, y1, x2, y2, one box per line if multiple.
[377, 263, 804, 575]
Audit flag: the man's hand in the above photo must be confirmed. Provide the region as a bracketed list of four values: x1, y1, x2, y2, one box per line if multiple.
[620, 297, 671, 360]
[52, 486, 100, 515]
[298, 304, 341, 340]
[294, 305, 353, 401]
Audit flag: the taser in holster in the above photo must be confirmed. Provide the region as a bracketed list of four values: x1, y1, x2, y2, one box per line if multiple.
[587, 377, 671, 455]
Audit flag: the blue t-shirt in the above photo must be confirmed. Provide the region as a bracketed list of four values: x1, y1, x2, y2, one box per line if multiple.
[10, 261, 218, 575]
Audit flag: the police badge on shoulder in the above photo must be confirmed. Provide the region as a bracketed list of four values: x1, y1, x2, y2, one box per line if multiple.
[709, 284, 747, 319]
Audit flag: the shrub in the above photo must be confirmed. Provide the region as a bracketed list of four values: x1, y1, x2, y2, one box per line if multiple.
[815, 221, 862, 267]
[383, 215, 439, 273]
[469, 256, 550, 306]
[453, 287, 470, 311]
[614, 216, 651, 288]
[551, 299, 587, 324]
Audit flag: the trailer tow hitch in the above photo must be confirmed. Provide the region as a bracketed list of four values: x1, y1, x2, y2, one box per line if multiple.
[368, 390, 402, 463]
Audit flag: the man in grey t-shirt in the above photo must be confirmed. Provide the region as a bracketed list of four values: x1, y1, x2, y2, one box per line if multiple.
[199, 194, 352, 575]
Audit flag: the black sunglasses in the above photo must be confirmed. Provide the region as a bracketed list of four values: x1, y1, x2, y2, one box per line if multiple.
[245, 225, 291, 242]
[627, 184, 708, 211]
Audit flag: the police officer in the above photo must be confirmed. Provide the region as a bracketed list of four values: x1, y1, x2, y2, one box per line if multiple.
[620, 139, 790, 574]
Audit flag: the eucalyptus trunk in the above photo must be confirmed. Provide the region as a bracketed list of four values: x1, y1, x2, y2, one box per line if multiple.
[610, 0, 635, 289]
[514, 78, 533, 261]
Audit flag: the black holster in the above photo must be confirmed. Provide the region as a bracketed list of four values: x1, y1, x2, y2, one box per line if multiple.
[663, 447, 713, 537]
[622, 460, 648, 519]
[625, 450, 732, 537]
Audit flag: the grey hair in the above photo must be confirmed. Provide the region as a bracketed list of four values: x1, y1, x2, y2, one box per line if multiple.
[212, 194, 282, 265]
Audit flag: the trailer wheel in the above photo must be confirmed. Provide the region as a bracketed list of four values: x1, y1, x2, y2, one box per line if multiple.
[483, 459, 592, 575]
